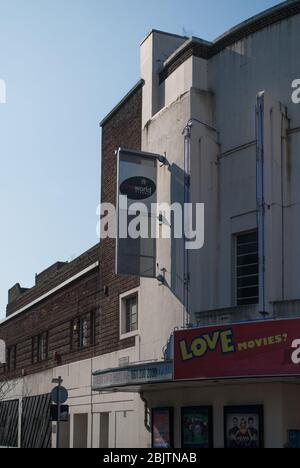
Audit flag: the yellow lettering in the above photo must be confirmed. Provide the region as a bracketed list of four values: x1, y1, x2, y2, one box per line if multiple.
[191, 338, 208, 357]
[237, 341, 248, 351]
[220, 330, 235, 353]
[179, 340, 193, 361]
[268, 336, 275, 345]
[254, 339, 263, 347]
[203, 332, 220, 351]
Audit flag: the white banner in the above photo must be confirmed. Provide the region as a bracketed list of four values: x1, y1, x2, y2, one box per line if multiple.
[116, 148, 158, 278]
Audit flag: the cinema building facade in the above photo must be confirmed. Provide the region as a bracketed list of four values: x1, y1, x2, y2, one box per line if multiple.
[1, 0, 300, 449]
[93, 0, 300, 449]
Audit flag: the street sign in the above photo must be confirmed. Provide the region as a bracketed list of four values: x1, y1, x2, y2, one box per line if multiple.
[51, 386, 68, 405]
[50, 405, 69, 423]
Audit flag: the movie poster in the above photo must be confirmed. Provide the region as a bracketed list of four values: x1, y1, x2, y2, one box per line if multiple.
[224, 406, 264, 449]
[152, 408, 173, 449]
[181, 407, 213, 448]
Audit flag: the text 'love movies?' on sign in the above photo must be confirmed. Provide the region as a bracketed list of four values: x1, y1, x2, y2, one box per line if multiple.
[174, 318, 300, 381]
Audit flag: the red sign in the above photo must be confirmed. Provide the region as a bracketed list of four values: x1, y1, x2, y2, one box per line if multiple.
[174, 319, 300, 381]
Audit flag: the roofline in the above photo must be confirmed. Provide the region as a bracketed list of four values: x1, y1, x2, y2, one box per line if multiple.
[214, 0, 293, 44]
[140, 29, 187, 47]
[100, 79, 145, 128]
[0, 262, 99, 327]
[159, 0, 300, 83]
[163, 36, 212, 68]
[4, 243, 99, 318]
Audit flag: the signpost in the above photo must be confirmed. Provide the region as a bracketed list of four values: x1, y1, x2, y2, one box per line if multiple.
[51, 385, 68, 405]
[50, 405, 69, 423]
[51, 377, 68, 449]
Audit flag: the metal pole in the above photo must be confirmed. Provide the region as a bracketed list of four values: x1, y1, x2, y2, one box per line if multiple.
[183, 123, 192, 328]
[56, 376, 62, 449]
[18, 397, 22, 449]
[256, 93, 268, 318]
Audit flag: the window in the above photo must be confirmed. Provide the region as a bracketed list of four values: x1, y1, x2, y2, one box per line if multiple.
[38, 332, 48, 362]
[6, 346, 16, 372]
[71, 311, 96, 351]
[120, 289, 139, 339]
[79, 317, 89, 349]
[126, 295, 138, 334]
[32, 332, 48, 363]
[236, 231, 259, 306]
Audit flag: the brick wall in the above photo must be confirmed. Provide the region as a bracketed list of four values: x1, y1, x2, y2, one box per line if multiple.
[99, 82, 143, 354]
[0, 81, 143, 379]
[0, 246, 100, 379]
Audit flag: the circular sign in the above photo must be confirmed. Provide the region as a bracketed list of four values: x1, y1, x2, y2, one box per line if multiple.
[120, 177, 156, 200]
[51, 386, 68, 405]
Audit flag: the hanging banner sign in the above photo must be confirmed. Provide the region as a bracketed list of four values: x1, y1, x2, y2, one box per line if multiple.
[116, 148, 158, 278]
[174, 318, 300, 381]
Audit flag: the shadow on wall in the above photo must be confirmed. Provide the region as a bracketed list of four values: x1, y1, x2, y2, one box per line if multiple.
[156, 163, 185, 306]
[170, 163, 185, 305]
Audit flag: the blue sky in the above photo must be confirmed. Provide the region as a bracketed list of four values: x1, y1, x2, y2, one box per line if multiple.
[0, 0, 281, 318]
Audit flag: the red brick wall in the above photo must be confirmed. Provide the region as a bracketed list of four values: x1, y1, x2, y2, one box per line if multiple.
[0, 246, 100, 379]
[0, 82, 143, 379]
[99, 83, 143, 354]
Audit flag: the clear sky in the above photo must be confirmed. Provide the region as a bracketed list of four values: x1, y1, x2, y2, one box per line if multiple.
[0, 0, 282, 318]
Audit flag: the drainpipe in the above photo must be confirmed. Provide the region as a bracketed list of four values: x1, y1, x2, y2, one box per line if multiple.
[183, 123, 192, 328]
[256, 94, 268, 318]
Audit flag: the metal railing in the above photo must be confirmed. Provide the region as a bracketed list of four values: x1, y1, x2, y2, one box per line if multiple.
[0, 376, 19, 401]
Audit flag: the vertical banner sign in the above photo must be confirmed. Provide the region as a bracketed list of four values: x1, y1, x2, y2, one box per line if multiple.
[116, 148, 157, 278]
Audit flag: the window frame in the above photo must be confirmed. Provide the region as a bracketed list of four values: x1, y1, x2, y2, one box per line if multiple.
[234, 230, 259, 307]
[6, 345, 16, 372]
[32, 331, 48, 364]
[38, 332, 48, 362]
[119, 288, 140, 340]
[71, 311, 96, 351]
[79, 316, 89, 349]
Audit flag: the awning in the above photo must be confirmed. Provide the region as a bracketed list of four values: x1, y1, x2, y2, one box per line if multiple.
[92, 360, 173, 392]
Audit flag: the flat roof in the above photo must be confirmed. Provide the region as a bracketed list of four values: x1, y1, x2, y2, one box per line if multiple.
[140, 29, 188, 47]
